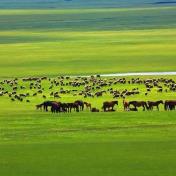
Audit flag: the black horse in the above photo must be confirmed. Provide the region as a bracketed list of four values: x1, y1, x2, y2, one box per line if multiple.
[164, 100, 176, 111]
[42, 101, 57, 111]
[67, 103, 79, 112]
[147, 100, 163, 111]
[129, 101, 148, 111]
[51, 102, 61, 113]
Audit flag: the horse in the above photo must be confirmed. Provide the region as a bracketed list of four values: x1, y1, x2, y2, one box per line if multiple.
[91, 108, 100, 112]
[164, 100, 176, 111]
[123, 99, 129, 111]
[60, 103, 68, 113]
[36, 103, 43, 110]
[128, 101, 148, 111]
[102, 101, 118, 112]
[147, 100, 163, 111]
[66, 103, 79, 113]
[37, 101, 58, 111]
[43, 101, 57, 111]
[129, 107, 138, 111]
[74, 100, 84, 111]
[51, 102, 61, 113]
[84, 102, 91, 110]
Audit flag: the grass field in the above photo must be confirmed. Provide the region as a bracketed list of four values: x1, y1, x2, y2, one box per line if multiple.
[1, 109, 176, 176]
[0, 75, 176, 176]
[0, 6, 176, 78]
[0, 1, 176, 175]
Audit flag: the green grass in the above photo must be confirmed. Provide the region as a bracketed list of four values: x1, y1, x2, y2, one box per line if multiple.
[1, 110, 176, 176]
[0, 28, 176, 77]
[0, 6, 176, 78]
[0, 76, 176, 176]
[0, 3, 176, 176]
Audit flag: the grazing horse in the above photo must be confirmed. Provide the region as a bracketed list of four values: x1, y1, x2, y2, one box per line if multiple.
[129, 107, 138, 111]
[36, 104, 43, 110]
[74, 100, 84, 111]
[147, 100, 163, 111]
[42, 101, 57, 111]
[84, 102, 91, 110]
[102, 101, 118, 112]
[91, 108, 100, 112]
[129, 101, 148, 111]
[164, 100, 176, 111]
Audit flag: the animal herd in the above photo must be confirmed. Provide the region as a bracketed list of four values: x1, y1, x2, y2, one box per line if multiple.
[36, 99, 176, 113]
[0, 75, 176, 112]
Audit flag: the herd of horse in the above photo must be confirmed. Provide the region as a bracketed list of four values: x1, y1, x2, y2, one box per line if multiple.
[36, 99, 176, 113]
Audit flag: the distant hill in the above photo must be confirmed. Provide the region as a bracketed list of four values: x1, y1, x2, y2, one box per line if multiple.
[0, 0, 176, 9]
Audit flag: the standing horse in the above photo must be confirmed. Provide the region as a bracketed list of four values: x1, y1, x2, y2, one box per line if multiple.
[60, 103, 69, 113]
[129, 101, 148, 111]
[123, 99, 129, 111]
[74, 100, 84, 111]
[67, 103, 79, 113]
[84, 102, 92, 110]
[51, 102, 61, 113]
[164, 100, 176, 111]
[147, 100, 163, 111]
[102, 101, 118, 112]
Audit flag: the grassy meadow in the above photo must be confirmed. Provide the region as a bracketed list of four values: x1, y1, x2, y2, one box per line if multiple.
[0, 75, 176, 176]
[0, 6, 176, 77]
[0, 1, 176, 176]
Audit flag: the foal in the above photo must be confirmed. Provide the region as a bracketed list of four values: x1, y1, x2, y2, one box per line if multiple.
[84, 102, 92, 110]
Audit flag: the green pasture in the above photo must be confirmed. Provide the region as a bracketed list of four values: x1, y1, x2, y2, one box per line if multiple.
[0, 76, 176, 176]
[0, 29, 176, 77]
[0, 3, 176, 176]
[0, 6, 176, 78]
[1, 104, 176, 176]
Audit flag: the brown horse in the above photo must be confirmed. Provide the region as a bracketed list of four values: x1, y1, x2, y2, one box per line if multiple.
[74, 100, 84, 111]
[148, 100, 163, 111]
[36, 104, 43, 110]
[164, 100, 176, 111]
[84, 102, 92, 110]
[102, 101, 118, 112]
[67, 103, 79, 113]
[129, 101, 148, 111]
[123, 99, 129, 111]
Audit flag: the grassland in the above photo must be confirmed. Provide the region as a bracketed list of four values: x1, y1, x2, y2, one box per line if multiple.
[0, 2, 176, 176]
[1, 106, 176, 176]
[0, 6, 176, 78]
[0, 75, 176, 176]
